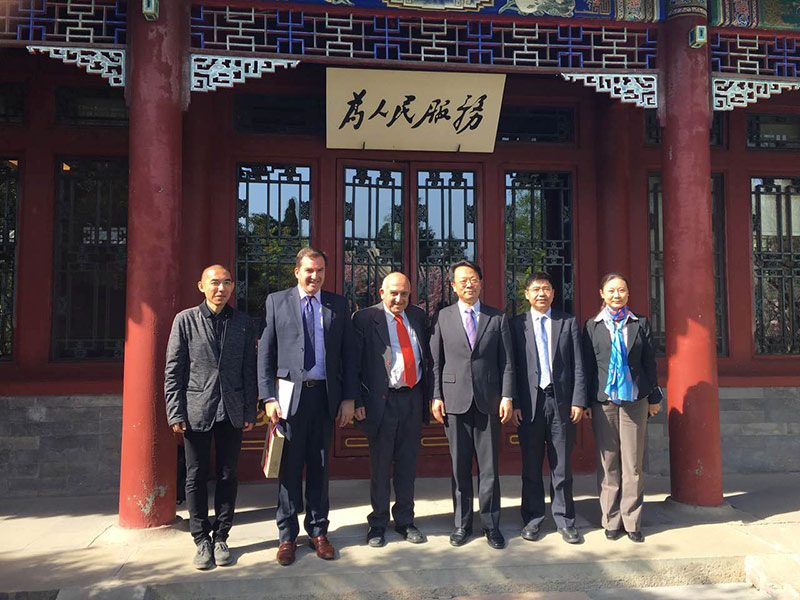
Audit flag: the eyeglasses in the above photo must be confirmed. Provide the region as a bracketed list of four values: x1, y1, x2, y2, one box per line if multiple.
[527, 286, 553, 294]
[456, 278, 480, 287]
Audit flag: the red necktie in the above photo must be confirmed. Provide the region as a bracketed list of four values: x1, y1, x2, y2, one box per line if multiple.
[394, 315, 417, 387]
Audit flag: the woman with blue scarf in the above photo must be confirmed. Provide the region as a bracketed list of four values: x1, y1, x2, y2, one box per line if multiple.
[582, 273, 662, 543]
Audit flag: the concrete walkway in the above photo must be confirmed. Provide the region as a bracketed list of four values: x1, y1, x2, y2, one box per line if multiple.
[1, 473, 798, 599]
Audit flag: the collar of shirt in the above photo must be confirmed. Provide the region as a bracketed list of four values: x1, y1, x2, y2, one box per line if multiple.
[298, 286, 322, 305]
[383, 304, 408, 324]
[594, 307, 639, 323]
[530, 308, 552, 323]
[457, 299, 481, 316]
[199, 301, 232, 320]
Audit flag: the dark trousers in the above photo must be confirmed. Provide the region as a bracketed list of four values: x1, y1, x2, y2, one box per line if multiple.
[277, 384, 333, 543]
[183, 419, 243, 545]
[444, 401, 501, 531]
[366, 385, 423, 529]
[518, 387, 576, 529]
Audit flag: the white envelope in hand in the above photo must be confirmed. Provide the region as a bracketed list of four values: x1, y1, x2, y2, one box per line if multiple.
[277, 378, 295, 418]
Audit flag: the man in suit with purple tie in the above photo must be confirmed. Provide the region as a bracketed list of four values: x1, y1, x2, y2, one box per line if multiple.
[430, 260, 515, 550]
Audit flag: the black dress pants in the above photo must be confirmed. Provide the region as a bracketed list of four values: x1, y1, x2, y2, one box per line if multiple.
[518, 387, 576, 529]
[183, 419, 243, 545]
[276, 383, 333, 543]
[366, 385, 423, 529]
[444, 401, 502, 531]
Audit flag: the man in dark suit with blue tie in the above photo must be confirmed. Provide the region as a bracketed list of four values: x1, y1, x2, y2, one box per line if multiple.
[510, 271, 587, 544]
[258, 247, 357, 566]
[352, 272, 432, 547]
[430, 260, 515, 550]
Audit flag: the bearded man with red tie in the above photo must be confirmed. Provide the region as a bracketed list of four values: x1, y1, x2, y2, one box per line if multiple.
[352, 272, 433, 548]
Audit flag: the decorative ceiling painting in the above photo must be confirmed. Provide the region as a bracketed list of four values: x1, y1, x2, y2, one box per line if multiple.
[710, 0, 800, 29]
[270, 0, 662, 22]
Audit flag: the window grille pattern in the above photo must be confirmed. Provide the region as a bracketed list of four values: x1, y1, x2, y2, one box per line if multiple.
[497, 106, 575, 144]
[649, 173, 728, 355]
[0, 83, 24, 125]
[237, 164, 311, 326]
[52, 158, 127, 360]
[747, 114, 800, 151]
[0, 159, 18, 360]
[644, 109, 725, 146]
[343, 167, 404, 313]
[711, 32, 800, 78]
[417, 170, 476, 316]
[504, 171, 572, 316]
[751, 177, 800, 355]
[0, 0, 127, 45]
[234, 95, 324, 135]
[55, 86, 128, 127]
[191, 6, 658, 71]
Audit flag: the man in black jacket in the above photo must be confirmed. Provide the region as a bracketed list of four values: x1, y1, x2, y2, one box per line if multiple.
[510, 271, 586, 544]
[165, 265, 257, 570]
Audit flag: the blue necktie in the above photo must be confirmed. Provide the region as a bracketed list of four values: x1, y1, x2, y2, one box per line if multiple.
[302, 296, 316, 371]
[537, 316, 552, 389]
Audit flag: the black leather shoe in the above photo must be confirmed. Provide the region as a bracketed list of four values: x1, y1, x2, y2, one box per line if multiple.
[605, 528, 624, 540]
[449, 527, 472, 547]
[366, 527, 385, 547]
[627, 531, 645, 543]
[483, 528, 505, 549]
[558, 526, 580, 544]
[396, 524, 425, 544]
[521, 523, 540, 541]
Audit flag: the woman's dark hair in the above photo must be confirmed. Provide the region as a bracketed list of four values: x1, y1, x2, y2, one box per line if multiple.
[599, 272, 630, 290]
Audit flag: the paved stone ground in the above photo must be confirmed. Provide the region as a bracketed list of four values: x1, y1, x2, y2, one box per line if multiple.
[1, 473, 798, 600]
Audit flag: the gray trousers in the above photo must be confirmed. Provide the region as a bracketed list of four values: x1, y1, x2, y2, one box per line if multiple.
[366, 385, 423, 529]
[591, 399, 648, 532]
[444, 401, 502, 531]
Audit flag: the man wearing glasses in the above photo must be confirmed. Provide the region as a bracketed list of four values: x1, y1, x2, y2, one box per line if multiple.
[430, 260, 515, 550]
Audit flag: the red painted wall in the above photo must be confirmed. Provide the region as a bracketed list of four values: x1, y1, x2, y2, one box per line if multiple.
[2, 51, 800, 480]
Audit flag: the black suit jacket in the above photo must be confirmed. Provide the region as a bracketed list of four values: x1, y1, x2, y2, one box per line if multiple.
[164, 305, 258, 432]
[510, 309, 587, 422]
[352, 303, 433, 436]
[430, 302, 515, 415]
[582, 312, 661, 405]
[257, 287, 357, 419]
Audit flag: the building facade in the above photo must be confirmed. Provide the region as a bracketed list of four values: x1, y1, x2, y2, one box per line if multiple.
[0, 0, 798, 528]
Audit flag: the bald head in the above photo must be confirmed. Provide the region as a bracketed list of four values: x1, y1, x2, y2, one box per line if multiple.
[380, 272, 411, 315]
[197, 265, 234, 314]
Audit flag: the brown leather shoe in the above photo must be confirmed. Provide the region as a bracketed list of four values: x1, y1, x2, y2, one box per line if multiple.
[308, 535, 335, 560]
[276, 541, 296, 566]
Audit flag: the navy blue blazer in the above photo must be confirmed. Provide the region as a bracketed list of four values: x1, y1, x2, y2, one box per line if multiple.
[257, 287, 358, 420]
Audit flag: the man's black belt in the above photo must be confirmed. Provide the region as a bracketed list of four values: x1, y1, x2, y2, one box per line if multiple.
[388, 384, 416, 394]
[302, 379, 325, 388]
[538, 384, 554, 394]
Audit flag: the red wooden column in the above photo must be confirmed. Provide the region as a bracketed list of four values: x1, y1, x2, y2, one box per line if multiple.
[661, 9, 723, 506]
[119, 1, 188, 527]
[595, 98, 632, 277]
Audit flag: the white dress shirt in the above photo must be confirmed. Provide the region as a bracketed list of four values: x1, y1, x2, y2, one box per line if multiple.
[383, 306, 423, 388]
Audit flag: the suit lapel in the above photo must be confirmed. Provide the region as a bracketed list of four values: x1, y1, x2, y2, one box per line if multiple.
[550, 311, 564, 368]
[625, 317, 639, 353]
[321, 291, 333, 344]
[372, 304, 391, 348]
[472, 305, 490, 351]
[288, 288, 303, 337]
[523, 312, 539, 391]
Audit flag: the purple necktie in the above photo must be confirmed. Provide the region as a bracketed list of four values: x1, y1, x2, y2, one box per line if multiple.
[465, 307, 476, 349]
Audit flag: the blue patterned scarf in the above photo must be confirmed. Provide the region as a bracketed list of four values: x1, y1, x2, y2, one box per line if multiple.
[604, 306, 634, 404]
